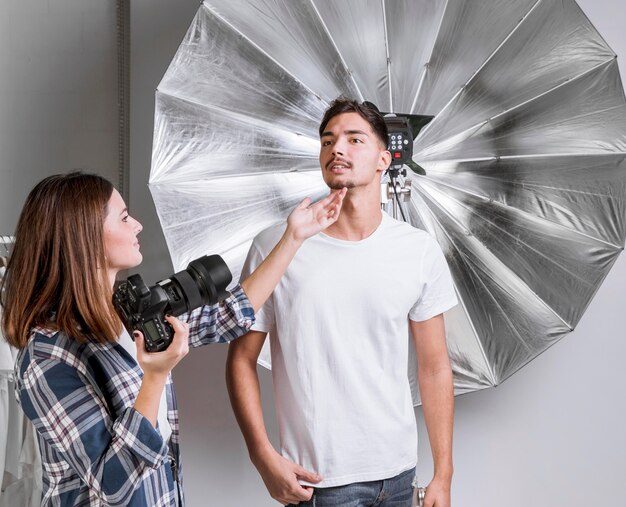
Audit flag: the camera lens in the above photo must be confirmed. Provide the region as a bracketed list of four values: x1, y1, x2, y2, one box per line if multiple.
[188, 255, 232, 304]
[165, 255, 232, 316]
[161, 271, 201, 315]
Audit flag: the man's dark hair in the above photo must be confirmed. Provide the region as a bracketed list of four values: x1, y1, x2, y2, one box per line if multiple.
[319, 98, 389, 148]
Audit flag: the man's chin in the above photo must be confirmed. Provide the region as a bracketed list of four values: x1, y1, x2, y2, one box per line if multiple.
[327, 181, 355, 190]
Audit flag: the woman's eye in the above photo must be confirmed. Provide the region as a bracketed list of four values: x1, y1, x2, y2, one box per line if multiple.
[351, 138, 363, 144]
[122, 215, 129, 223]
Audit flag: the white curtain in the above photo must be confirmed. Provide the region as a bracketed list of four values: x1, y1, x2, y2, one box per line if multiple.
[0, 269, 42, 507]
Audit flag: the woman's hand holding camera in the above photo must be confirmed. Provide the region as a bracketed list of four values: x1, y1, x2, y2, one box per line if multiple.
[134, 315, 190, 377]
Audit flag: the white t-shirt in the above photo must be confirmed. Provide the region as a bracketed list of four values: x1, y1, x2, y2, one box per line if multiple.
[241, 212, 458, 487]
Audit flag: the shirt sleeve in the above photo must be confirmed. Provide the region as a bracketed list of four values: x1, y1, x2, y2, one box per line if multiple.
[17, 355, 168, 507]
[240, 240, 275, 333]
[409, 237, 458, 322]
[185, 283, 255, 348]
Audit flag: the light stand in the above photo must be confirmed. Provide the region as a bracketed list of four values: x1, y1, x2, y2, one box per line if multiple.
[381, 165, 411, 221]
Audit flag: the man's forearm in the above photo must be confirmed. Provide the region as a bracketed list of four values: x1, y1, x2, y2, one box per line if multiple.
[225, 351, 274, 462]
[226, 342, 322, 504]
[418, 366, 454, 480]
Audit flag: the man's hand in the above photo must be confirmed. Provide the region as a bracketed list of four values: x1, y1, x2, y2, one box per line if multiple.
[423, 475, 451, 507]
[254, 448, 322, 505]
[286, 188, 347, 242]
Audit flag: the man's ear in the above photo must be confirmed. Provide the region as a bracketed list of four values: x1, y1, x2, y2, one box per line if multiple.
[377, 150, 392, 173]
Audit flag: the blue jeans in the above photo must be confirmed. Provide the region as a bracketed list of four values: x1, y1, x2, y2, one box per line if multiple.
[287, 467, 416, 507]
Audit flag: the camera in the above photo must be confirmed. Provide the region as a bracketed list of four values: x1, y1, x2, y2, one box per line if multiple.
[113, 255, 232, 352]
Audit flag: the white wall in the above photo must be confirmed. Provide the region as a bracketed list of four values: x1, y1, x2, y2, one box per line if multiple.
[128, 1, 626, 506]
[0, 0, 118, 233]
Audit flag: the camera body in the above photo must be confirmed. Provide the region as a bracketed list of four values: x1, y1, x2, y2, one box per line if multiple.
[113, 255, 232, 352]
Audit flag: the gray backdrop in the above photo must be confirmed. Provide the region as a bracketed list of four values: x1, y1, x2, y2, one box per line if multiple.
[1, 1, 625, 506]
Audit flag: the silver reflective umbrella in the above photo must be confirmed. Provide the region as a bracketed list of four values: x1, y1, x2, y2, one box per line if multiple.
[149, 0, 626, 399]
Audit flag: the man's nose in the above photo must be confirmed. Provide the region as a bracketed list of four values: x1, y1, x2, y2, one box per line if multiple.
[332, 139, 346, 156]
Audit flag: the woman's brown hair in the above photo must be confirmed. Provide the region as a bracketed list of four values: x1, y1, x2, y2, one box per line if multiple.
[1, 172, 121, 347]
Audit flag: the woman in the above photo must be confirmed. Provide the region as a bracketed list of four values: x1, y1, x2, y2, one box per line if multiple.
[0, 172, 345, 506]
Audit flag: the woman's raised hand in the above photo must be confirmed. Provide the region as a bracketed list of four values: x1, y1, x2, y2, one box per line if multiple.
[286, 188, 347, 242]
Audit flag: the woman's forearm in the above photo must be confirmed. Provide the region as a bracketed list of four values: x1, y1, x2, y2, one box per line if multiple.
[240, 190, 346, 311]
[133, 371, 167, 427]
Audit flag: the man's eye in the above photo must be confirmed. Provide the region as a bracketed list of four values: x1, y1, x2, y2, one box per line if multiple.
[351, 138, 363, 144]
[122, 215, 129, 222]
[321, 140, 331, 147]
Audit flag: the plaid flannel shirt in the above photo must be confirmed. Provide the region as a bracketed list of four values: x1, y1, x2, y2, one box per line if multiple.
[14, 285, 254, 506]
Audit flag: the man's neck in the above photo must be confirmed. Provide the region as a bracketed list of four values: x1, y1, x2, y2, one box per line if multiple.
[323, 186, 382, 241]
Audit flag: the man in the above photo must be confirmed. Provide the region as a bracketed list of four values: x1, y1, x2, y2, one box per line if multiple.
[226, 98, 457, 507]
